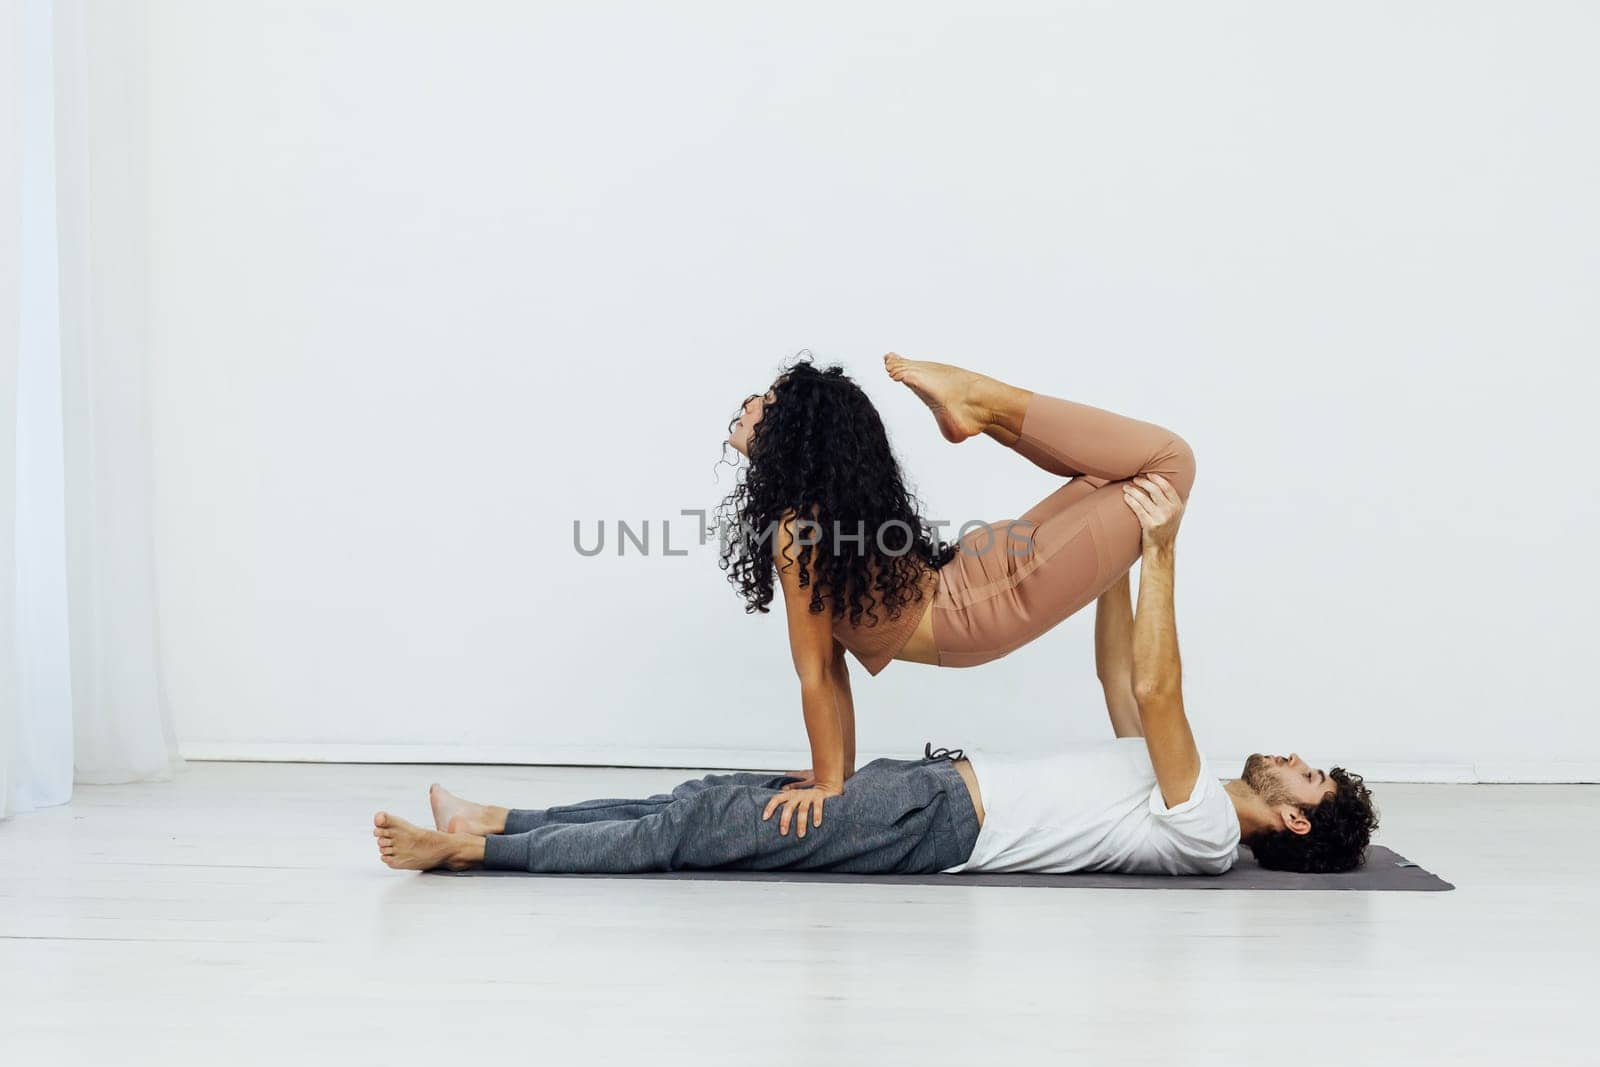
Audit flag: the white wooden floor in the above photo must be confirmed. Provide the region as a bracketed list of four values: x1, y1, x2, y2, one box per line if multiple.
[1, 762, 1595, 1066]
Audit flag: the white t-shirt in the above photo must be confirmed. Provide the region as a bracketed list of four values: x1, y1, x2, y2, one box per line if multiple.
[943, 737, 1241, 876]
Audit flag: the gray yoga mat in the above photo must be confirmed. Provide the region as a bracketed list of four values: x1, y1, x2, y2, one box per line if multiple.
[435, 844, 1452, 891]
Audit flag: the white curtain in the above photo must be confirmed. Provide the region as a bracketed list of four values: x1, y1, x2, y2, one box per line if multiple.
[2, 0, 180, 819]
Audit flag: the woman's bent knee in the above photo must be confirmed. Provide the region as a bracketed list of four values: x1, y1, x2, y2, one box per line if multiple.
[1160, 433, 1196, 502]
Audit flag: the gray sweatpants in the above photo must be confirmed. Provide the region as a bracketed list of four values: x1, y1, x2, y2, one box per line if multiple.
[479, 754, 980, 875]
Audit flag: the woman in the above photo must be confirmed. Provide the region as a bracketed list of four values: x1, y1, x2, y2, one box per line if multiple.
[718, 352, 1196, 832]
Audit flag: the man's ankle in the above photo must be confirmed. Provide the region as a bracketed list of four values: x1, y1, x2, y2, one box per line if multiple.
[449, 833, 487, 870]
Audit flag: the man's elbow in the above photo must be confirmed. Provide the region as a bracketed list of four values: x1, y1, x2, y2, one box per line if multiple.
[1132, 675, 1181, 705]
[1097, 662, 1131, 689]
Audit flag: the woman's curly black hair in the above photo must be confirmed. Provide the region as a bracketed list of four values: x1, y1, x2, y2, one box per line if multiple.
[1245, 767, 1380, 873]
[715, 352, 957, 630]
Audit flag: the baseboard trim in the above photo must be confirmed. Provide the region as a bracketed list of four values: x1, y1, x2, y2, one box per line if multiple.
[174, 743, 1600, 784]
[177, 742, 829, 771]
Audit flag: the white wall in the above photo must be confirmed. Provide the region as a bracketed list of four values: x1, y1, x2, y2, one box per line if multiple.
[143, 1, 1599, 780]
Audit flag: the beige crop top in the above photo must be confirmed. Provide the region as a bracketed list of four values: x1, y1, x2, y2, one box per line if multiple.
[830, 562, 941, 676]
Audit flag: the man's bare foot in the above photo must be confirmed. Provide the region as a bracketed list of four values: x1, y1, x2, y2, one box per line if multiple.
[373, 811, 484, 871]
[882, 353, 994, 443]
[428, 783, 506, 835]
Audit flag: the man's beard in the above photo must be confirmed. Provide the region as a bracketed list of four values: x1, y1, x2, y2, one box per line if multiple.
[1241, 754, 1297, 807]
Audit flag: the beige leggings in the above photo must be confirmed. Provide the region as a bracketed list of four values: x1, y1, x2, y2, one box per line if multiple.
[929, 390, 1197, 668]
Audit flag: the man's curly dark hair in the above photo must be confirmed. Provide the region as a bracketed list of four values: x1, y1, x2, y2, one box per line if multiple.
[1245, 767, 1380, 873]
[715, 352, 957, 629]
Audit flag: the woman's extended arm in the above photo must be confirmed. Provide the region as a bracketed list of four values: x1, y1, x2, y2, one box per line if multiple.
[831, 640, 857, 776]
[773, 515, 848, 791]
[781, 640, 857, 789]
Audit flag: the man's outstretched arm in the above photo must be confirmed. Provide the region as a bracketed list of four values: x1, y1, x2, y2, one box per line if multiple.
[1094, 570, 1144, 738]
[1124, 474, 1203, 810]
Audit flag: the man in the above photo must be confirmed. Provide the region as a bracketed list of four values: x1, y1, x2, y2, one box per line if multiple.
[372, 473, 1378, 877]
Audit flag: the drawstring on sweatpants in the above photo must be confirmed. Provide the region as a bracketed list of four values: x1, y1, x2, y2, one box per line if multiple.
[923, 741, 965, 762]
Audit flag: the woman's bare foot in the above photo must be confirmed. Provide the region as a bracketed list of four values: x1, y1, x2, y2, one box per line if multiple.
[372, 811, 484, 871]
[428, 783, 507, 835]
[882, 353, 998, 443]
